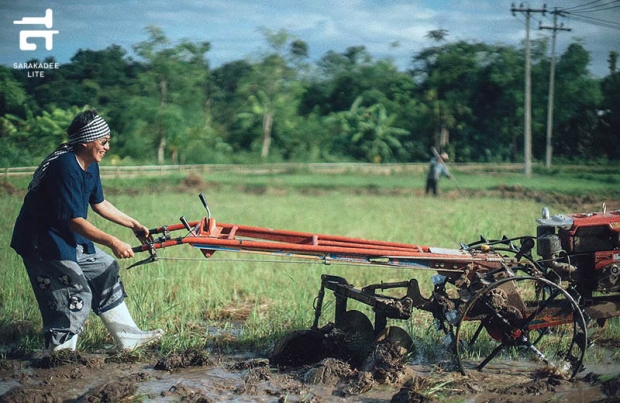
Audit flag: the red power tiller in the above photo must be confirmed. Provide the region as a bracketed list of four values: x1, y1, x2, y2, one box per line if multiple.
[131, 194, 620, 379]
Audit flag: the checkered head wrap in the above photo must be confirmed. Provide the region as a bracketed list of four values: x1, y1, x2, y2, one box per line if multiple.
[68, 115, 110, 145]
[28, 115, 110, 191]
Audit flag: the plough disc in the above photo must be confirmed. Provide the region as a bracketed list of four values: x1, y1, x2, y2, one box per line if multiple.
[271, 310, 379, 368]
[328, 310, 375, 367]
[375, 326, 414, 357]
[271, 329, 325, 367]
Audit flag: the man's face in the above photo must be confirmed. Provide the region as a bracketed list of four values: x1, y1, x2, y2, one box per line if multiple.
[83, 135, 110, 164]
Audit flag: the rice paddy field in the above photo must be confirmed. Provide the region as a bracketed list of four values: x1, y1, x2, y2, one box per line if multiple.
[1, 163, 620, 401]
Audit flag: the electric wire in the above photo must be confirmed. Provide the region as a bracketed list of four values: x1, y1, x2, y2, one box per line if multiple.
[561, 13, 620, 29]
[556, 0, 620, 30]
[571, 3, 620, 12]
[562, 0, 605, 11]
[562, 0, 620, 12]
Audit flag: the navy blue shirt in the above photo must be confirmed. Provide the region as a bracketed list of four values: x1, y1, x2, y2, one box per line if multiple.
[11, 152, 104, 261]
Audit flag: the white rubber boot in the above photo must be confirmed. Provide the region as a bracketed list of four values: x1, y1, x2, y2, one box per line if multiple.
[100, 301, 164, 351]
[50, 335, 78, 352]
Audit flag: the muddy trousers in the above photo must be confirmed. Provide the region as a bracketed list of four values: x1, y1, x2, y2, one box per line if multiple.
[22, 245, 126, 348]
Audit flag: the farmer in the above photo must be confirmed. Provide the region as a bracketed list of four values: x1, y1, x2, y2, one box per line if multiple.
[11, 109, 163, 352]
[425, 152, 451, 196]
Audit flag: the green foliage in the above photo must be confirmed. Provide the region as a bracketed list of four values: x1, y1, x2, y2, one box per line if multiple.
[330, 96, 409, 162]
[0, 27, 616, 166]
[0, 105, 86, 166]
[235, 28, 305, 159]
[597, 52, 620, 160]
[126, 26, 212, 164]
[0, 66, 28, 116]
[552, 43, 603, 160]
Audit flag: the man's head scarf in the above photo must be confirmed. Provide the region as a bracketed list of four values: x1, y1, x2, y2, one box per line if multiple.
[28, 114, 110, 191]
[67, 115, 110, 145]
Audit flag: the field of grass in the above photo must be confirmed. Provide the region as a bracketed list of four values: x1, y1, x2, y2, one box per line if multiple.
[1, 164, 619, 358]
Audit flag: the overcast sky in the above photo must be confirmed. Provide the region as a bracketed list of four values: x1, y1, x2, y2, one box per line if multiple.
[1, 0, 619, 78]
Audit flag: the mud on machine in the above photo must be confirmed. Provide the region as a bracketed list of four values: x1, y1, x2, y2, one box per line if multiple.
[131, 194, 620, 379]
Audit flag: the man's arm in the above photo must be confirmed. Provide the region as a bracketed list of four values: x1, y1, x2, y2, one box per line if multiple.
[441, 163, 451, 179]
[91, 200, 150, 236]
[68, 217, 135, 259]
[75, 200, 150, 259]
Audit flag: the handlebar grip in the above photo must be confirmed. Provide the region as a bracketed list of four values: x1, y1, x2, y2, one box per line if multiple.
[132, 245, 146, 253]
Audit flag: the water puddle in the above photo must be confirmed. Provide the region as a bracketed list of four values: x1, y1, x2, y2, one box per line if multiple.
[1, 349, 620, 402]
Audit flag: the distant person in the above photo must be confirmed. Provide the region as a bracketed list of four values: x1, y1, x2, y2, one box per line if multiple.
[425, 152, 451, 196]
[11, 109, 163, 352]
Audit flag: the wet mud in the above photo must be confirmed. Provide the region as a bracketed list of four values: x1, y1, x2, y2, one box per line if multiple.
[1, 347, 620, 403]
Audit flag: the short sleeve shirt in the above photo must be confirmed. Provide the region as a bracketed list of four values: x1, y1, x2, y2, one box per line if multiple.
[427, 158, 450, 181]
[11, 152, 104, 261]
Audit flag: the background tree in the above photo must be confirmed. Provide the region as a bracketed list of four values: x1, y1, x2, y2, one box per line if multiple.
[425, 29, 449, 42]
[411, 41, 481, 159]
[131, 26, 211, 164]
[598, 51, 620, 160]
[0, 26, 616, 166]
[0, 67, 29, 117]
[464, 45, 524, 162]
[551, 43, 602, 160]
[329, 96, 408, 162]
[236, 28, 304, 159]
[0, 106, 85, 166]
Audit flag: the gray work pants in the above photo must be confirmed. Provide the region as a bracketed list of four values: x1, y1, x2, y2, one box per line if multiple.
[22, 245, 125, 348]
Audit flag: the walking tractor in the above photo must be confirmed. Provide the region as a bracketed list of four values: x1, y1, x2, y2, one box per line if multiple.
[131, 194, 620, 379]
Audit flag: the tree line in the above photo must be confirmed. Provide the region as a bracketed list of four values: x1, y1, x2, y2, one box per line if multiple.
[1, 26, 618, 167]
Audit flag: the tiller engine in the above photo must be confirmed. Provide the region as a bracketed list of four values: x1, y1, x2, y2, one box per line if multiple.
[131, 195, 620, 379]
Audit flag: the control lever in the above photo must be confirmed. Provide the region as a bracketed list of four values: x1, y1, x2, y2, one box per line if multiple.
[180, 216, 195, 235]
[199, 193, 211, 220]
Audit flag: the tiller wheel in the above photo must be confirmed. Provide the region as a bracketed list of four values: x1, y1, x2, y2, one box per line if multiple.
[455, 276, 588, 379]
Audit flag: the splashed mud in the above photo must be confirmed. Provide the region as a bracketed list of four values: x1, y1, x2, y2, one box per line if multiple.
[1, 347, 620, 402]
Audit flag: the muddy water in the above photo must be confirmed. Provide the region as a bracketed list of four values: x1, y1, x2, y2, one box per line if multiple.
[455, 361, 619, 403]
[0, 355, 399, 402]
[1, 352, 620, 402]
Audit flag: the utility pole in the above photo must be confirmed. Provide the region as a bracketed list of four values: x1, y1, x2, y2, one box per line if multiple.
[540, 9, 571, 168]
[511, 3, 547, 176]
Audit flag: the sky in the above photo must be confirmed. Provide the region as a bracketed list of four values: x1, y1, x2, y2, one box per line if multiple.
[1, 0, 619, 78]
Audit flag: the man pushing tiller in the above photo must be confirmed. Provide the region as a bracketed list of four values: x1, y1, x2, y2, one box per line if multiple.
[11, 109, 163, 352]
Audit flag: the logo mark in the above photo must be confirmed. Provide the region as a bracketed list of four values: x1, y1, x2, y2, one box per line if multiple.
[13, 8, 59, 51]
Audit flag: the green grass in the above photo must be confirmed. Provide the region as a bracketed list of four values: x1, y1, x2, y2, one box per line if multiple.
[1, 165, 619, 358]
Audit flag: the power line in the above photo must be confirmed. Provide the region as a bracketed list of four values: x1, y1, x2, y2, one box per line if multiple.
[560, 12, 620, 29]
[572, 3, 620, 13]
[563, 0, 605, 10]
[562, 0, 619, 12]
[555, 0, 620, 30]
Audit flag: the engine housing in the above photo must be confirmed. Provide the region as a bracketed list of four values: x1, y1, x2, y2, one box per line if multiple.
[536, 208, 620, 293]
